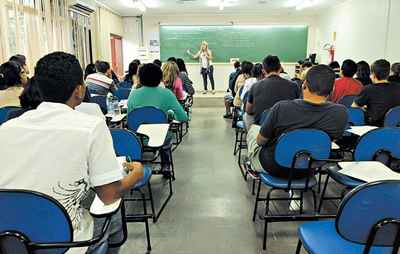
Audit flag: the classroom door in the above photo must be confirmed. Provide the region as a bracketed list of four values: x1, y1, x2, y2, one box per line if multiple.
[110, 35, 123, 79]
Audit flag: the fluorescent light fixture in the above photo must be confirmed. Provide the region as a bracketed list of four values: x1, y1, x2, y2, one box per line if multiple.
[296, 0, 318, 10]
[122, 0, 161, 11]
[285, 0, 304, 7]
[285, 0, 318, 10]
[207, 0, 238, 10]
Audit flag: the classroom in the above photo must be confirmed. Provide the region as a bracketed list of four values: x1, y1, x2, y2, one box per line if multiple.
[1, 0, 400, 253]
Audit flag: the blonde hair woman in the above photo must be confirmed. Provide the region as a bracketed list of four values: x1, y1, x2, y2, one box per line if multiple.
[162, 61, 186, 101]
[187, 41, 215, 94]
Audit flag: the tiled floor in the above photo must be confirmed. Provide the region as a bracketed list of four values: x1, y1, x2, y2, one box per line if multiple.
[120, 107, 339, 254]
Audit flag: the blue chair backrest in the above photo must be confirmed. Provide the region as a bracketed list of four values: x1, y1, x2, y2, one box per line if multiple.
[338, 95, 356, 108]
[384, 106, 400, 127]
[336, 180, 400, 245]
[115, 88, 131, 101]
[274, 129, 331, 169]
[127, 106, 168, 132]
[119, 80, 133, 89]
[110, 129, 142, 161]
[0, 107, 21, 125]
[347, 108, 365, 126]
[0, 190, 72, 254]
[354, 128, 400, 161]
[90, 95, 107, 114]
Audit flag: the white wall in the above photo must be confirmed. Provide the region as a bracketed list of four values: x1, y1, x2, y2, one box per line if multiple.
[315, 0, 400, 64]
[122, 13, 317, 91]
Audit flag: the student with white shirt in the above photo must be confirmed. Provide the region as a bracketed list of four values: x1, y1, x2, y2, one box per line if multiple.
[0, 52, 144, 254]
[187, 41, 215, 94]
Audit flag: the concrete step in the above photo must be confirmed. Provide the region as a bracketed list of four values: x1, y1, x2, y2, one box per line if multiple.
[192, 91, 225, 108]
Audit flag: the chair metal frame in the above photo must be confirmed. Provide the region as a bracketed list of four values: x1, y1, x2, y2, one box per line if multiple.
[0, 189, 127, 253]
[126, 107, 175, 222]
[110, 129, 154, 251]
[252, 129, 332, 250]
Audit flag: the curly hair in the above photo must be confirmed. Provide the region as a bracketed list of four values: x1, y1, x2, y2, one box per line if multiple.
[35, 51, 83, 103]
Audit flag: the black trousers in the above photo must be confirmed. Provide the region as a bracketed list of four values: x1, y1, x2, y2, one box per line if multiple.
[201, 66, 215, 90]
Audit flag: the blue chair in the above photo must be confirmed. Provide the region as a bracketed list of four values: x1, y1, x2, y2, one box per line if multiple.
[252, 129, 332, 250]
[127, 106, 168, 132]
[115, 88, 131, 101]
[338, 95, 356, 108]
[384, 106, 400, 127]
[110, 129, 153, 251]
[90, 95, 107, 115]
[0, 189, 126, 254]
[0, 106, 21, 125]
[347, 108, 365, 126]
[319, 127, 400, 212]
[297, 180, 400, 254]
[126, 107, 174, 220]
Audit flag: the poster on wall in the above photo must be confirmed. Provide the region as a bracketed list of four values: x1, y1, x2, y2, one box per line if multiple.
[149, 39, 160, 53]
[137, 47, 149, 60]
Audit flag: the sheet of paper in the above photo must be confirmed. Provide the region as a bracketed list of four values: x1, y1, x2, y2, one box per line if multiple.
[339, 161, 400, 182]
[331, 142, 339, 150]
[137, 123, 170, 147]
[90, 195, 122, 216]
[345, 126, 378, 136]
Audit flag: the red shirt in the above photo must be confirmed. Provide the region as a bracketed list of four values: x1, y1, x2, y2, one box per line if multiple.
[330, 77, 364, 103]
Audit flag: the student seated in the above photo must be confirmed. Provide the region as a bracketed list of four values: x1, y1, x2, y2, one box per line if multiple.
[246, 65, 348, 179]
[0, 52, 144, 253]
[233, 61, 254, 107]
[329, 61, 340, 78]
[240, 63, 264, 104]
[0, 61, 28, 107]
[246, 55, 300, 126]
[9, 54, 30, 76]
[353, 59, 400, 126]
[162, 61, 186, 101]
[223, 61, 241, 119]
[6, 77, 42, 120]
[176, 58, 195, 96]
[86, 60, 118, 96]
[153, 59, 162, 68]
[119, 60, 139, 89]
[330, 59, 364, 103]
[388, 62, 400, 83]
[128, 63, 188, 175]
[356, 60, 373, 86]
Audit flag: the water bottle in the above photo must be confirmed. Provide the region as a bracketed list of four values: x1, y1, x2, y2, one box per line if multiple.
[106, 93, 113, 115]
[112, 97, 121, 115]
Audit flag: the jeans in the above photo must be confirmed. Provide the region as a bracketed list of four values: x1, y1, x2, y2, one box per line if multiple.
[87, 209, 124, 254]
[201, 66, 215, 90]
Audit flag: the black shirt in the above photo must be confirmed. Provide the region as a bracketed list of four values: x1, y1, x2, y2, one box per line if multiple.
[248, 75, 300, 123]
[259, 99, 348, 179]
[388, 75, 400, 84]
[355, 82, 400, 126]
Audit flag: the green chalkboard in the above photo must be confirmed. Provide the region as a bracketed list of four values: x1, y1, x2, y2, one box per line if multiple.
[160, 25, 308, 63]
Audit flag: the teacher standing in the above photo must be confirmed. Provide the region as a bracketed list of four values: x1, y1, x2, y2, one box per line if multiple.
[187, 41, 215, 94]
